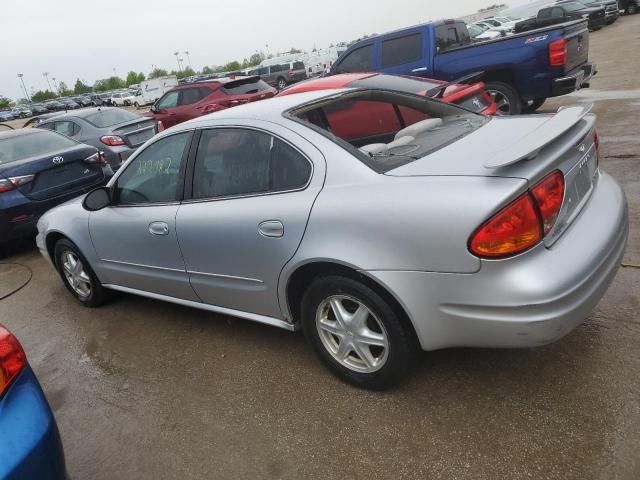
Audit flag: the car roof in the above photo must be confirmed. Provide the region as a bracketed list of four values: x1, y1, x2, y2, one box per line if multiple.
[279, 73, 376, 95]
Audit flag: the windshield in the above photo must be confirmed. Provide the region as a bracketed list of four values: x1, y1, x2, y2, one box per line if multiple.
[83, 108, 139, 127]
[289, 90, 487, 173]
[0, 130, 77, 164]
[563, 2, 585, 11]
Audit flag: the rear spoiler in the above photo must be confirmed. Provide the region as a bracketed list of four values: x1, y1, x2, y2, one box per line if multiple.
[484, 102, 593, 169]
[426, 71, 485, 98]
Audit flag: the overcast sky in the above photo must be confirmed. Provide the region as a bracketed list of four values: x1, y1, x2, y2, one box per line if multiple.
[2, 0, 529, 100]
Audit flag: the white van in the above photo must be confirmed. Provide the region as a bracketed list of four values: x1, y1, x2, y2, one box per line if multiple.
[132, 76, 179, 108]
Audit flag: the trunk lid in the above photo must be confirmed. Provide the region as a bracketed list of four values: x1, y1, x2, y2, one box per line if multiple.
[564, 20, 590, 73]
[111, 118, 156, 148]
[0, 144, 104, 201]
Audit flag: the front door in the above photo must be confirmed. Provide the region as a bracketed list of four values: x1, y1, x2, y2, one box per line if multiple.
[90, 130, 198, 300]
[176, 125, 325, 319]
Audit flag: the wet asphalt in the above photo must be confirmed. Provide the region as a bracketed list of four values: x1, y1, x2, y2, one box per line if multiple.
[1, 15, 640, 480]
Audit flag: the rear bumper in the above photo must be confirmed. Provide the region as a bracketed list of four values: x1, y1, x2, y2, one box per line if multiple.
[367, 172, 628, 351]
[0, 367, 66, 480]
[551, 62, 597, 97]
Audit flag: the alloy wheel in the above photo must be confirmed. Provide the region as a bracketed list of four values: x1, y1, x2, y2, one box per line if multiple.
[487, 89, 512, 115]
[61, 250, 91, 298]
[315, 295, 389, 373]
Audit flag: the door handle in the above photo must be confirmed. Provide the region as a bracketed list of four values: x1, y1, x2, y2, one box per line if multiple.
[411, 67, 428, 73]
[258, 220, 284, 238]
[149, 221, 169, 236]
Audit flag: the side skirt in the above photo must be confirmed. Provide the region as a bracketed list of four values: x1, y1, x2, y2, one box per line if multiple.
[102, 284, 299, 332]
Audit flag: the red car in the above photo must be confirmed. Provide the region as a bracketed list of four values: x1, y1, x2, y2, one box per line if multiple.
[145, 76, 277, 130]
[277, 72, 497, 116]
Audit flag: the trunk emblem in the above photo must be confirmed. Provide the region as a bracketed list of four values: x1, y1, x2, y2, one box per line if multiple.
[52, 156, 64, 165]
[578, 144, 586, 153]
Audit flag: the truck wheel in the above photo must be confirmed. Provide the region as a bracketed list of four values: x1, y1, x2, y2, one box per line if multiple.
[485, 82, 521, 115]
[521, 98, 546, 113]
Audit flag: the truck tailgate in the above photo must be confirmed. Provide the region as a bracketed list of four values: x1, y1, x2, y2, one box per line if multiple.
[564, 20, 590, 73]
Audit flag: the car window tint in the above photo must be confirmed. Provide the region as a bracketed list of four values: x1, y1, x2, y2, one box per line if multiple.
[381, 33, 423, 68]
[334, 44, 373, 73]
[53, 121, 80, 137]
[179, 88, 202, 106]
[324, 100, 402, 140]
[551, 7, 565, 17]
[221, 79, 271, 95]
[157, 91, 179, 109]
[114, 132, 189, 204]
[292, 61, 305, 70]
[192, 129, 311, 199]
[435, 24, 468, 51]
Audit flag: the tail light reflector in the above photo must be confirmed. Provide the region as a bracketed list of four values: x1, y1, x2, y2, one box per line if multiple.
[549, 39, 567, 67]
[469, 171, 565, 258]
[100, 135, 126, 146]
[0, 326, 26, 399]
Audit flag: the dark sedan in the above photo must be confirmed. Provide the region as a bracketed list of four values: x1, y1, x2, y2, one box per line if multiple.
[43, 100, 66, 111]
[0, 129, 113, 246]
[38, 107, 156, 171]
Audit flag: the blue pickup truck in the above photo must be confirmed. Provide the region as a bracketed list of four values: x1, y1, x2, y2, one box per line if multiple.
[330, 19, 595, 115]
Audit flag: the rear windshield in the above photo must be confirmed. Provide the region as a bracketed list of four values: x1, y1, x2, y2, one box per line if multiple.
[221, 78, 271, 95]
[83, 109, 139, 127]
[348, 75, 439, 95]
[292, 61, 305, 70]
[289, 90, 487, 173]
[0, 130, 77, 164]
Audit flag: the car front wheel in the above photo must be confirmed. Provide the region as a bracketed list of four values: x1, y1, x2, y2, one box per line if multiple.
[54, 238, 108, 307]
[276, 77, 287, 90]
[301, 275, 417, 390]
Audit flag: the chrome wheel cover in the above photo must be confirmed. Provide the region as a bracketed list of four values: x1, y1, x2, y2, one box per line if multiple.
[61, 250, 91, 298]
[487, 89, 511, 115]
[316, 295, 389, 373]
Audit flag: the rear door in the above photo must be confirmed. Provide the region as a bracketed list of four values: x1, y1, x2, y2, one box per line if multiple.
[563, 20, 590, 73]
[378, 30, 428, 76]
[88, 130, 198, 300]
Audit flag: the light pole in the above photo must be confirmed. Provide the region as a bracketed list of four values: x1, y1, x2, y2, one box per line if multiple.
[52, 77, 58, 93]
[173, 52, 182, 71]
[42, 72, 52, 91]
[113, 67, 117, 77]
[17, 73, 31, 102]
[184, 51, 192, 70]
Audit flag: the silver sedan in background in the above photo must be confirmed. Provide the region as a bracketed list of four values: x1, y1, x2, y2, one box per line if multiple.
[36, 89, 627, 389]
[37, 107, 156, 171]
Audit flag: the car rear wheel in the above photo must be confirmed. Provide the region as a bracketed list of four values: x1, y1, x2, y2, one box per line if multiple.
[485, 81, 521, 115]
[54, 238, 108, 308]
[301, 275, 417, 390]
[521, 98, 546, 113]
[134, 102, 139, 108]
[276, 77, 287, 90]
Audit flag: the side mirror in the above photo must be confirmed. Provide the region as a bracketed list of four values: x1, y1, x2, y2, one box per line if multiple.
[150, 104, 158, 113]
[83, 186, 111, 211]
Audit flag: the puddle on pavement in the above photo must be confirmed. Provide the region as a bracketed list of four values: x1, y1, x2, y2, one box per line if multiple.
[81, 331, 124, 376]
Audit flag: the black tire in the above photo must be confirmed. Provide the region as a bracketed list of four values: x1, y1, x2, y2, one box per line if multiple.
[629, 4, 638, 14]
[54, 238, 108, 308]
[301, 275, 417, 390]
[521, 97, 546, 113]
[484, 81, 522, 115]
[276, 77, 287, 90]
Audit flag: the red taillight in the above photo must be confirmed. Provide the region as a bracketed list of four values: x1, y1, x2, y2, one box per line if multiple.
[469, 193, 542, 258]
[100, 135, 126, 146]
[469, 171, 565, 258]
[531, 171, 564, 235]
[593, 130, 600, 167]
[0, 174, 35, 193]
[0, 325, 26, 398]
[549, 39, 567, 67]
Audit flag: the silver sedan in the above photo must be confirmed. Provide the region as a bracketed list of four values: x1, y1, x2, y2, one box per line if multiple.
[37, 89, 628, 389]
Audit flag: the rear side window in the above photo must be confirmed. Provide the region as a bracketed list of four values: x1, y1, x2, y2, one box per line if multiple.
[84, 109, 140, 127]
[0, 130, 77, 164]
[334, 44, 374, 73]
[292, 61, 305, 70]
[180, 87, 212, 105]
[324, 100, 402, 140]
[192, 128, 311, 199]
[53, 121, 80, 137]
[271, 64, 288, 73]
[435, 24, 469, 52]
[381, 33, 423, 68]
[221, 79, 271, 95]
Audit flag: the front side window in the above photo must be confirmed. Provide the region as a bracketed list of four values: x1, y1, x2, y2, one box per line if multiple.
[157, 91, 179, 109]
[334, 44, 373, 73]
[192, 128, 311, 199]
[114, 132, 190, 204]
[381, 33, 423, 68]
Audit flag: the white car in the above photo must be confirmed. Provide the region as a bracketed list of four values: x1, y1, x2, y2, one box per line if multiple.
[110, 91, 136, 107]
[468, 23, 503, 40]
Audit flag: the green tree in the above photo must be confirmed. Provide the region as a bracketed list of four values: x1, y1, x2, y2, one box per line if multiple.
[58, 81, 73, 96]
[201, 66, 214, 74]
[223, 61, 241, 72]
[249, 52, 264, 67]
[125, 71, 140, 86]
[74, 78, 92, 94]
[136, 72, 146, 83]
[148, 68, 169, 79]
[31, 90, 57, 102]
[0, 96, 11, 108]
[288, 47, 303, 54]
[93, 76, 125, 92]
